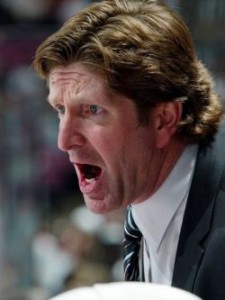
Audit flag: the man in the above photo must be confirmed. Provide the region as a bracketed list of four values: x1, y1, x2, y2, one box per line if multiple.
[33, 0, 225, 299]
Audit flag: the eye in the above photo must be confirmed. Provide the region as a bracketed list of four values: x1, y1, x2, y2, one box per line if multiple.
[56, 104, 65, 116]
[89, 105, 103, 115]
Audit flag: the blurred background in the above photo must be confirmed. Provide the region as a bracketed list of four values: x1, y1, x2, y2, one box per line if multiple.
[0, 0, 224, 299]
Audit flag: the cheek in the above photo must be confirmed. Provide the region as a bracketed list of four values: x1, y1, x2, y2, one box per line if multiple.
[91, 134, 126, 173]
[88, 125, 140, 167]
[89, 129, 121, 152]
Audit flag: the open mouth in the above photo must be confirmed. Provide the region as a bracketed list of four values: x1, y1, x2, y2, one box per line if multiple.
[78, 164, 102, 182]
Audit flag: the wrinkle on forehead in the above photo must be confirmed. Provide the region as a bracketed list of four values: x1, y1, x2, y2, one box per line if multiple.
[50, 70, 89, 85]
[48, 66, 95, 104]
[49, 63, 105, 85]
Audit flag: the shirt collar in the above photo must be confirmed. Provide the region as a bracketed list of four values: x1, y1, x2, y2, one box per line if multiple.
[132, 144, 198, 252]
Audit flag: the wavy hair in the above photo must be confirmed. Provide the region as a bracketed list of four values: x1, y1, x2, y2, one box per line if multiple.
[33, 0, 224, 143]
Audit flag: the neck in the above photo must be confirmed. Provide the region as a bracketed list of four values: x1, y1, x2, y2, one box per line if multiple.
[150, 139, 188, 196]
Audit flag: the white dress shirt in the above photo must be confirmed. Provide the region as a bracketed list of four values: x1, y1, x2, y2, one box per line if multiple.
[132, 144, 198, 285]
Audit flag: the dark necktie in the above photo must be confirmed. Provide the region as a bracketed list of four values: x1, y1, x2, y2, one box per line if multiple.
[123, 205, 142, 281]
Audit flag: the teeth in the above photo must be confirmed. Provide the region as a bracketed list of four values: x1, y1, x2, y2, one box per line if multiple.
[85, 177, 96, 183]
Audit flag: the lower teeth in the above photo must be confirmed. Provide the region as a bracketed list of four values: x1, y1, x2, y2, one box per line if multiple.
[85, 177, 96, 183]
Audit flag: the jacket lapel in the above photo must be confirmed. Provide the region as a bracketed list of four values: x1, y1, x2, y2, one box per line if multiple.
[172, 124, 225, 291]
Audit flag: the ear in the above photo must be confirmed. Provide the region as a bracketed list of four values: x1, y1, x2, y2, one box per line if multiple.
[152, 101, 182, 149]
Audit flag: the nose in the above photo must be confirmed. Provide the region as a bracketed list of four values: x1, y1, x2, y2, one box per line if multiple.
[57, 116, 85, 152]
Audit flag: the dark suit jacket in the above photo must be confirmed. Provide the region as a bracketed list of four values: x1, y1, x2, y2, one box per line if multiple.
[172, 122, 225, 300]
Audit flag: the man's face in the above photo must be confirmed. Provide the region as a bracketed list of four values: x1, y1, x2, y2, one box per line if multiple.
[48, 63, 159, 213]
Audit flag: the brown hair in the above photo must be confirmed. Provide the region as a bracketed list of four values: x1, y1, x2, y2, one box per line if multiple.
[33, 0, 224, 143]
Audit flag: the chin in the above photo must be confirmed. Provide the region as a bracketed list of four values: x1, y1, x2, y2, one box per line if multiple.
[84, 196, 107, 214]
[84, 195, 117, 214]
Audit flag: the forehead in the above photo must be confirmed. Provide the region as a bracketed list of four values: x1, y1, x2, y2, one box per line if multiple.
[48, 63, 112, 103]
[49, 63, 102, 88]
